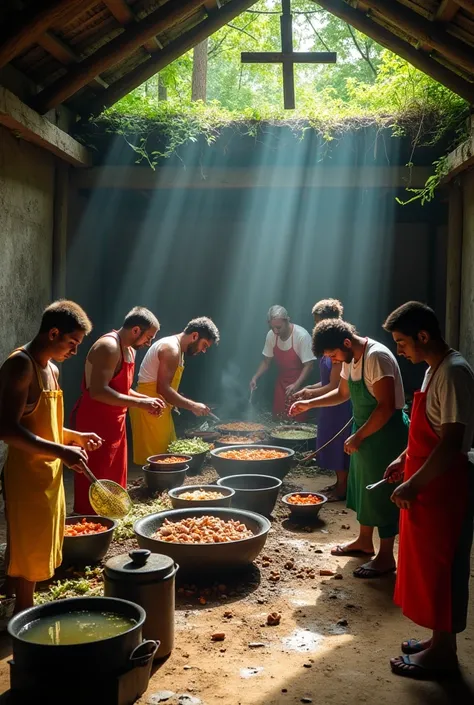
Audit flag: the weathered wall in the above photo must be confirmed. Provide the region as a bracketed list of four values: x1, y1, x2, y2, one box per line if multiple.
[0, 125, 55, 461]
[460, 169, 474, 367]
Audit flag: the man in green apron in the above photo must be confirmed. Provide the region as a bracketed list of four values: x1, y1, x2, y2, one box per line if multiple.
[290, 318, 408, 578]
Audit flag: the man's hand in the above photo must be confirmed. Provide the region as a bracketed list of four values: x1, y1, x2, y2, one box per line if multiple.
[390, 479, 417, 509]
[384, 456, 405, 484]
[344, 433, 362, 455]
[190, 402, 211, 417]
[291, 388, 313, 402]
[137, 397, 166, 416]
[59, 445, 89, 473]
[289, 400, 310, 417]
[75, 432, 104, 452]
[285, 383, 299, 398]
[249, 378, 258, 392]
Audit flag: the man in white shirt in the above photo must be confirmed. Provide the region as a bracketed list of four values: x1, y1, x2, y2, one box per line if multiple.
[290, 319, 408, 579]
[250, 306, 315, 419]
[383, 301, 474, 680]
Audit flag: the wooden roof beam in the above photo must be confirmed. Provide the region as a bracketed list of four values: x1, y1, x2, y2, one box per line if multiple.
[37, 31, 109, 94]
[102, 0, 163, 55]
[33, 0, 204, 113]
[0, 86, 91, 166]
[81, 0, 259, 117]
[363, 0, 474, 76]
[0, 0, 98, 69]
[454, 0, 474, 13]
[436, 1, 460, 23]
[314, 0, 474, 102]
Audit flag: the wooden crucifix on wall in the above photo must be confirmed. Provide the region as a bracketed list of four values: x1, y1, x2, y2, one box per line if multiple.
[241, 0, 337, 109]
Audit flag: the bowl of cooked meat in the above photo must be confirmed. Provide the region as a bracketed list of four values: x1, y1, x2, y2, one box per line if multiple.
[167, 485, 235, 509]
[134, 508, 270, 572]
[210, 445, 294, 479]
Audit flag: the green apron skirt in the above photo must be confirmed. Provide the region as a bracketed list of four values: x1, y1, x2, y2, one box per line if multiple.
[347, 347, 408, 538]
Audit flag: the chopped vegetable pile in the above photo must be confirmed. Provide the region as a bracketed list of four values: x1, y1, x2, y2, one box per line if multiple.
[154, 516, 253, 543]
[64, 519, 108, 536]
[219, 448, 288, 460]
[168, 437, 212, 454]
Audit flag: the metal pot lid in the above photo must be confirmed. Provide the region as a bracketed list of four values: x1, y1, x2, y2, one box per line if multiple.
[105, 549, 175, 581]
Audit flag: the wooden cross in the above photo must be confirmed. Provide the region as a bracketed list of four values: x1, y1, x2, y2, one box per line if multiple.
[241, 0, 337, 109]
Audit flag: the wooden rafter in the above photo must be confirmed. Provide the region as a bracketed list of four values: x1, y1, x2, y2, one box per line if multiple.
[37, 32, 109, 94]
[454, 0, 474, 13]
[0, 0, 98, 70]
[81, 0, 260, 117]
[436, 0, 460, 23]
[102, 0, 162, 55]
[33, 0, 205, 114]
[363, 0, 474, 75]
[314, 0, 474, 102]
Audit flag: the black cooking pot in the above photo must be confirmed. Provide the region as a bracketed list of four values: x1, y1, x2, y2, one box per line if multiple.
[217, 474, 282, 517]
[61, 515, 117, 567]
[210, 444, 295, 479]
[142, 464, 187, 493]
[8, 597, 146, 675]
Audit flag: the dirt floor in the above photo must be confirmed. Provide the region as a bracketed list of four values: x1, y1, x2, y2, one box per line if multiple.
[0, 463, 473, 705]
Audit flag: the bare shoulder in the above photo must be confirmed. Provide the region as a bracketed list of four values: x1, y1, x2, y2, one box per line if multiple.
[158, 337, 180, 360]
[88, 334, 121, 364]
[0, 351, 33, 385]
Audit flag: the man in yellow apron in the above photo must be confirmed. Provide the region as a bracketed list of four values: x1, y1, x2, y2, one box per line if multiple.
[0, 301, 102, 613]
[130, 317, 220, 465]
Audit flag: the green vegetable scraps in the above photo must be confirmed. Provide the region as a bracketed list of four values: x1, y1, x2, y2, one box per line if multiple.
[168, 437, 211, 454]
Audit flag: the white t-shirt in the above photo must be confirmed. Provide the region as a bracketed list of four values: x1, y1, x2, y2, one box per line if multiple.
[340, 338, 405, 409]
[263, 324, 315, 364]
[422, 351, 474, 454]
[138, 336, 181, 384]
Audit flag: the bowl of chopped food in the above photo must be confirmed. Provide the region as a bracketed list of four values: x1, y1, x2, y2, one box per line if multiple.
[215, 421, 267, 436]
[215, 434, 266, 448]
[210, 445, 295, 480]
[281, 492, 327, 520]
[217, 475, 282, 517]
[168, 485, 235, 509]
[62, 516, 117, 566]
[167, 437, 213, 475]
[269, 424, 317, 451]
[142, 465, 188, 494]
[147, 454, 192, 470]
[134, 508, 271, 572]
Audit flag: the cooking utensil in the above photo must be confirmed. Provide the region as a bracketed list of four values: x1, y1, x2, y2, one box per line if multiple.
[302, 417, 353, 464]
[199, 421, 210, 431]
[82, 466, 132, 519]
[366, 478, 388, 491]
[208, 412, 221, 422]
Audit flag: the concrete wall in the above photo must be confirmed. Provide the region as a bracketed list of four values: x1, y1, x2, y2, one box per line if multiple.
[0, 125, 55, 461]
[460, 169, 474, 366]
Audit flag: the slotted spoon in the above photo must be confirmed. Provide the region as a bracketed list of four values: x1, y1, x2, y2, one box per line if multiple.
[82, 466, 132, 519]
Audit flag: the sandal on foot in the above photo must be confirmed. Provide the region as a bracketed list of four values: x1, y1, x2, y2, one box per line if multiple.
[402, 639, 427, 655]
[390, 655, 458, 681]
[353, 565, 395, 579]
[331, 545, 374, 557]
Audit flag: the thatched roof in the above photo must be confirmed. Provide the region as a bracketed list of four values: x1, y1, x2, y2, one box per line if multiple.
[0, 0, 473, 119]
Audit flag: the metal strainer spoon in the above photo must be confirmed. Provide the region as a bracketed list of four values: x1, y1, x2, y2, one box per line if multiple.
[82, 466, 132, 519]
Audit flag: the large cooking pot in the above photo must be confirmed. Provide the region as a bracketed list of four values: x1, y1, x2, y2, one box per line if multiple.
[210, 444, 295, 479]
[217, 474, 282, 517]
[104, 549, 179, 660]
[8, 596, 147, 675]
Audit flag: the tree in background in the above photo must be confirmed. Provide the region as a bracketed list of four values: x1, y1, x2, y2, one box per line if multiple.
[191, 39, 209, 102]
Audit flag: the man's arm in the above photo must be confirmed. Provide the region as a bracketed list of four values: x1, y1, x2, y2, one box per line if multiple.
[250, 356, 272, 391]
[157, 345, 209, 416]
[88, 338, 161, 412]
[0, 355, 88, 471]
[293, 360, 341, 401]
[286, 360, 314, 397]
[289, 376, 350, 415]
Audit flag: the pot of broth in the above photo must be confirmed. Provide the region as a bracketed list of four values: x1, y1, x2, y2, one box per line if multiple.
[8, 596, 148, 674]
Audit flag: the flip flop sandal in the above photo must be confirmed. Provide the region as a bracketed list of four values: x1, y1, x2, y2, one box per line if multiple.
[402, 639, 427, 655]
[353, 565, 396, 579]
[331, 545, 374, 557]
[390, 655, 459, 681]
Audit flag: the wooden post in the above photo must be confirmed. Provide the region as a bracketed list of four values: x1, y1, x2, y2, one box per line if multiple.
[52, 162, 69, 299]
[445, 179, 463, 348]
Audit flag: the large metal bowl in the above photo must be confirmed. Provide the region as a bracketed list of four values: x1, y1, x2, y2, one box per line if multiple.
[134, 507, 271, 572]
[210, 444, 295, 480]
[61, 516, 117, 566]
[217, 474, 282, 517]
[269, 424, 317, 452]
[168, 484, 235, 509]
[142, 465, 187, 493]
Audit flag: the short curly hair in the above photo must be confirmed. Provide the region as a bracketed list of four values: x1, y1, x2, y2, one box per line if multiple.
[312, 299, 344, 320]
[184, 317, 220, 344]
[312, 319, 356, 357]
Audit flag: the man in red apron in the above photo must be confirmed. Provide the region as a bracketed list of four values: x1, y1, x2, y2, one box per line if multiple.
[72, 307, 165, 514]
[250, 306, 314, 419]
[384, 301, 474, 680]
